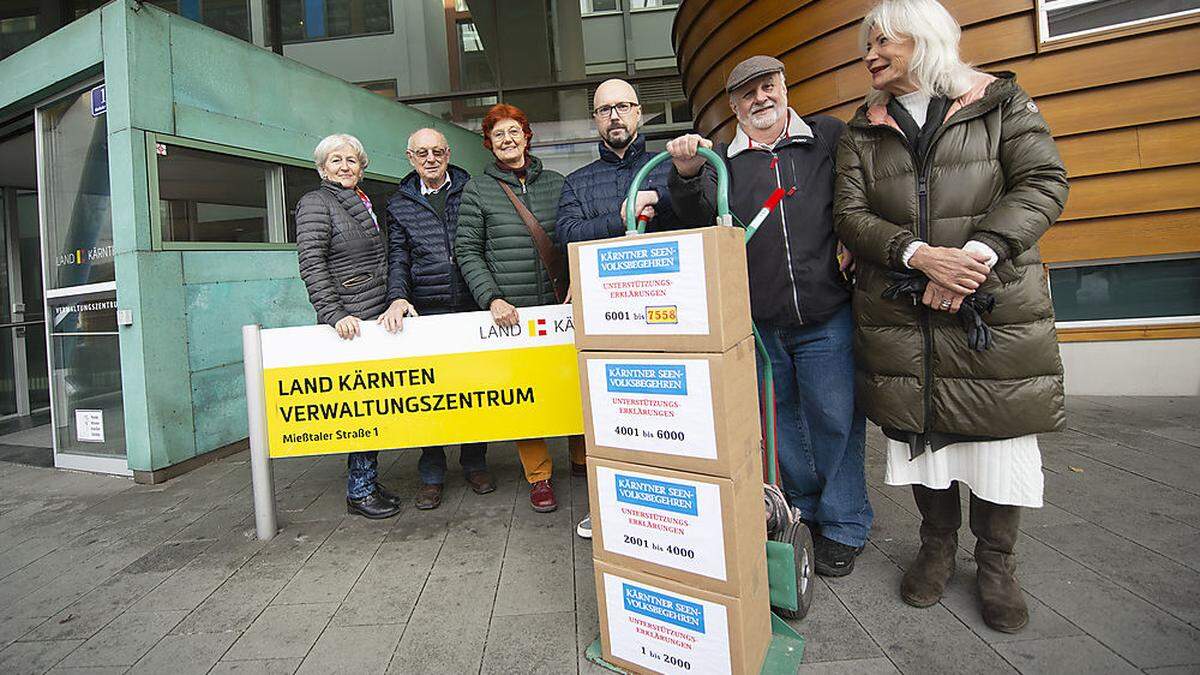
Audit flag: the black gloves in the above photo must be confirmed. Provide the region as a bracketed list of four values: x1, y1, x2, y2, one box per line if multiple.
[882, 271, 997, 352]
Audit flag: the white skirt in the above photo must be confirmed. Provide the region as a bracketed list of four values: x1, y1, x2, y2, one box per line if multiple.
[884, 434, 1044, 507]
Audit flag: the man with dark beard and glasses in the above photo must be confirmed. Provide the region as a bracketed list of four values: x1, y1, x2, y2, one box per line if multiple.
[667, 56, 872, 577]
[556, 77, 680, 539]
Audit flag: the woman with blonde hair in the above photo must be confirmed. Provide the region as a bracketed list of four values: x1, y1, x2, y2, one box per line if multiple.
[834, 0, 1069, 632]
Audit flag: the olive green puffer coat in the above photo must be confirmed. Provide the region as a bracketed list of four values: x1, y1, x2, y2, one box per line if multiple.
[834, 72, 1069, 438]
[455, 155, 566, 309]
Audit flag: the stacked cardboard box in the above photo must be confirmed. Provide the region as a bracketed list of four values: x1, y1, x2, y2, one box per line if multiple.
[569, 227, 769, 675]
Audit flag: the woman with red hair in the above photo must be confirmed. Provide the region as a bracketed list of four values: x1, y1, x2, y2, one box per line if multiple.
[455, 104, 585, 512]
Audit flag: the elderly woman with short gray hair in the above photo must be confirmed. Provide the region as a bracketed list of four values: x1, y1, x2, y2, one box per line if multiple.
[295, 133, 402, 519]
[834, 0, 1069, 632]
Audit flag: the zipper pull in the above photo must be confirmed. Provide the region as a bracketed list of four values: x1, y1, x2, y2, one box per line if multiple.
[918, 176, 928, 196]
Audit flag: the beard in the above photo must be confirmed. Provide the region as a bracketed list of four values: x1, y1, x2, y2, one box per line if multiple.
[603, 125, 633, 149]
[742, 104, 780, 131]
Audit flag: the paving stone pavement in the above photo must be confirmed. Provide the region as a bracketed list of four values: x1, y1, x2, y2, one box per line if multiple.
[0, 396, 1197, 674]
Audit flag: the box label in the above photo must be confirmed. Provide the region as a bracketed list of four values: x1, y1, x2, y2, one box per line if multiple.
[588, 358, 718, 460]
[598, 466, 727, 580]
[578, 233, 710, 335]
[603, 573, 732, 675]
[598, 241, 681, 277]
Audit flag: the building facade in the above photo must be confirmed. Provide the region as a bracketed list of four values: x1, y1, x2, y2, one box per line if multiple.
[672, 0, 1200, 396]
[0, 0, 490, 479]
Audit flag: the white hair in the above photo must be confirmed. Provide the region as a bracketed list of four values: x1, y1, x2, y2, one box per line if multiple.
[860, 0, 977, 106]
[313, 133, 369, 177]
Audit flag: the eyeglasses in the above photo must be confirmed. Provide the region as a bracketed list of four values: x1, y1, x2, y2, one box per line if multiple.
[593, 101, 639, 118]
[490, 127, 525, 141]
[409, 147, 447, 160]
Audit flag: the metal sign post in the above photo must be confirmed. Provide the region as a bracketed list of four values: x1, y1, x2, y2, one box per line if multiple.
[242, 324, 277, 541]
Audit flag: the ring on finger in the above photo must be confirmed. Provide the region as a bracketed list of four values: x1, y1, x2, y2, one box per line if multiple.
[940, 300, 951, 309]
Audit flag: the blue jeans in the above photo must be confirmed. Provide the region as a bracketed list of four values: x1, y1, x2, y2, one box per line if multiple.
[418, 443, 488, 484]
[347, 451, 379, 500]
[756, 304, 872, 547]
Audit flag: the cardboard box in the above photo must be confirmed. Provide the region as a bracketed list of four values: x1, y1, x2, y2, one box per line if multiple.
[593, 559, 770, 675]
[579, 336, 761, 477]
[568, 226, 751, 353]
[588, 457, 767, 597]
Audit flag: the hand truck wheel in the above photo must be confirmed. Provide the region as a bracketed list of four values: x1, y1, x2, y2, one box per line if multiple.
[771, 520, 814, 620]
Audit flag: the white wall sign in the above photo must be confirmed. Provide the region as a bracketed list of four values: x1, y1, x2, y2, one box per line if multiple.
[596, 465, 728, 581]
[75, 409, 105, 443]
[577, 233, 710, 335]
[588, 357, 718, 460]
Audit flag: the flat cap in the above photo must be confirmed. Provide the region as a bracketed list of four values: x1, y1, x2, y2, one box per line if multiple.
[725, 55, 785, 94]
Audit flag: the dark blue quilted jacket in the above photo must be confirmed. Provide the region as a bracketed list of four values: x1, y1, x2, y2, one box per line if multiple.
[382, 165, 478, 314]
[556, 135, 681, 247]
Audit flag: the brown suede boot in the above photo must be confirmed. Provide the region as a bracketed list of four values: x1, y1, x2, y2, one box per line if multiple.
[970, 493, 1029, 633]
[901, 483, 961, 607]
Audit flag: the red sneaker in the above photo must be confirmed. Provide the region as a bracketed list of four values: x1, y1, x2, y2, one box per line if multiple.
[529, 480, 558, 513]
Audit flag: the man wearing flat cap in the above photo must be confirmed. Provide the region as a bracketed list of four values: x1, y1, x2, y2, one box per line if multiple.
[667, 55, 872, 576]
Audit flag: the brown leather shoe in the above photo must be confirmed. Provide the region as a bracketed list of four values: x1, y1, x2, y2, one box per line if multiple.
[529, 480, 557, 512]
[415, 483, 443, 510]
[465, 470, 495, 495]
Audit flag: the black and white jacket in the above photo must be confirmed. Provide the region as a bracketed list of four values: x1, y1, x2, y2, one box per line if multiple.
[669, 109, 850, 328]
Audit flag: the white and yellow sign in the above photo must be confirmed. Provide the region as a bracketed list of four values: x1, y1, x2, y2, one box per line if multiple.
[259, 305, 582, 458]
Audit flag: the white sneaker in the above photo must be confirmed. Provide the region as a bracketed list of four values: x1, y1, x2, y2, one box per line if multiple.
[576, 514, 592, 539]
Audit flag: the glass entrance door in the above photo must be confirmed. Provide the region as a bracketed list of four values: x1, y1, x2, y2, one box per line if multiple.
[0, 187, 50, 421]
[37, 84, 128, 474]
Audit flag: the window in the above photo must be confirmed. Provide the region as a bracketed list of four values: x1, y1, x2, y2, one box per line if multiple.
[1039, 0, 1200, 42]
[582, 0, 620, 13]
[1050, 257, 1200, 322]
[156, 146, 272, 243]
[0, 1, 41, 60]
[282, 165, 397, 242]
[280, 0, 392, 43]
[151, 140, 399, 247]
[356, 79, 398, 99]
[67, 0, 250, 41]
[630, 0, 679, 9]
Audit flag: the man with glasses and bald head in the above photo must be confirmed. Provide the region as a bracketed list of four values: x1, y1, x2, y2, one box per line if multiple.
[379, 127, 495, 511]
[556, 78, 681, 539]
[558, 78, 680, 246]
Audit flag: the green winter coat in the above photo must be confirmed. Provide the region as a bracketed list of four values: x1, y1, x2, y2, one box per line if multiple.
[455, 155, 566, 308]
[834, 71, 1069, 439]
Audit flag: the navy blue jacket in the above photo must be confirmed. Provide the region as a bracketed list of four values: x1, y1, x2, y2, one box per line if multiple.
[383, 165, 478, 314]
[557, 135, 681, 247]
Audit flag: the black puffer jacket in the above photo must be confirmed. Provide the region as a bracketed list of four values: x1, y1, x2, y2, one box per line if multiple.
[557, 135, 678, 245]
[295, 180, 389, 325]
[382, 165, 477, 314]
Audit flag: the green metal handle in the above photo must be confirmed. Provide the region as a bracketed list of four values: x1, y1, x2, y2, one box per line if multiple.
[623, 147, 729, 234]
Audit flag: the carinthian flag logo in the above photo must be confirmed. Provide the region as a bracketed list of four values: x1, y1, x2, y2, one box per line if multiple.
[527, 318, 547, 336]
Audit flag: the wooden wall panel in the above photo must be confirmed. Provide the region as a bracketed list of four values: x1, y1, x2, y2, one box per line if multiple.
[1057, 119, 1200, 177]
[988, 25, 1198, 98]
[1138, 118, 1200, 168]
[701, 13, 1039, 142]
[1036, 73, 1200, 137]
[1061, 165, 1200, 221]
[675, 0, 1195, 340]
[1056, 128, 1141, 178]
[1041, 211, 1200, 263]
